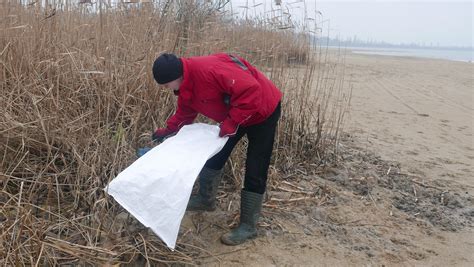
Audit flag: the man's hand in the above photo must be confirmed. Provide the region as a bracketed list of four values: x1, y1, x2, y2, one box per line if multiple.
[219, 119, 238, 137]
[152, 128, 175, 142]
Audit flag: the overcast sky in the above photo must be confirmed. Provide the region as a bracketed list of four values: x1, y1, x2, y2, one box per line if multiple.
[229, 0, 473, 47]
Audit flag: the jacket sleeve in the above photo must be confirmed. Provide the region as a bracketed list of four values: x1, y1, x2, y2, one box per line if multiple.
[166, 97, 198, 132]
[211, 66, 263, 132]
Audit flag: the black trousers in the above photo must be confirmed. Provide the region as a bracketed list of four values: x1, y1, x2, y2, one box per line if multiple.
[205, 102, 281, 194]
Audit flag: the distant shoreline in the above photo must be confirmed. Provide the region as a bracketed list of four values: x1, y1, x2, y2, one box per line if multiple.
[316, 37, 472, 52]
[327, 44, 473, 52]
[326, 46, 473, 63]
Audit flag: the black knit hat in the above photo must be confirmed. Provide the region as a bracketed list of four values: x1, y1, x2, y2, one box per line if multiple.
[152, 53, 183, 84]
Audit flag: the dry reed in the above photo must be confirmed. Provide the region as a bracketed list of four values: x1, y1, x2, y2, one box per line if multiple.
[1, 0, 349, 265]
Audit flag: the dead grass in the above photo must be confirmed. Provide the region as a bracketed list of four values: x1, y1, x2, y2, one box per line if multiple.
[0, 1, 349, 265]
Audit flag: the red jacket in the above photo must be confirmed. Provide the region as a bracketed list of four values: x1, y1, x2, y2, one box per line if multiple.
[165, 53, 282, 134]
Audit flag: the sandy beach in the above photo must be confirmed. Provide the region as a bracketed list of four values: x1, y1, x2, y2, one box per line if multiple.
[185, 52, 474, 266]
[342, 52, 474, 265]
[344, 52, 473, 193]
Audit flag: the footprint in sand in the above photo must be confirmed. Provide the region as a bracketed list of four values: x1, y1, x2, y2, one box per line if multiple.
[408, 251, 427, 260]
[387, 110, 401, 115]
[436, 157, 456, 164]
[439, 135, 449, 142]
[441, 173, 456, 178]
[393, 136, 405, 142]
[438, 119, 451, 128]
[458, 126, 471, 136]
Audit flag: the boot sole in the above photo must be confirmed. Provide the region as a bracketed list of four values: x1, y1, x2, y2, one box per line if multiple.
[220, 232, 257, 246]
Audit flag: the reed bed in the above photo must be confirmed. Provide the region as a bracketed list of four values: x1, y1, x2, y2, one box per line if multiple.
[1, 1, 349, 265]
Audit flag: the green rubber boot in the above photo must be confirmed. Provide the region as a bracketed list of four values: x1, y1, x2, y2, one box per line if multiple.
[186, 167, 223, 211]
[221, 190, 263, 245]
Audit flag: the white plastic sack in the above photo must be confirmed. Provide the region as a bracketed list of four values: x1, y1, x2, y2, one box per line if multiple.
[105, 123, 228, 249]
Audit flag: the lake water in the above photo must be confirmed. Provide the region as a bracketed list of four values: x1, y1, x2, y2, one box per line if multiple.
[343, 46, 473, 63]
